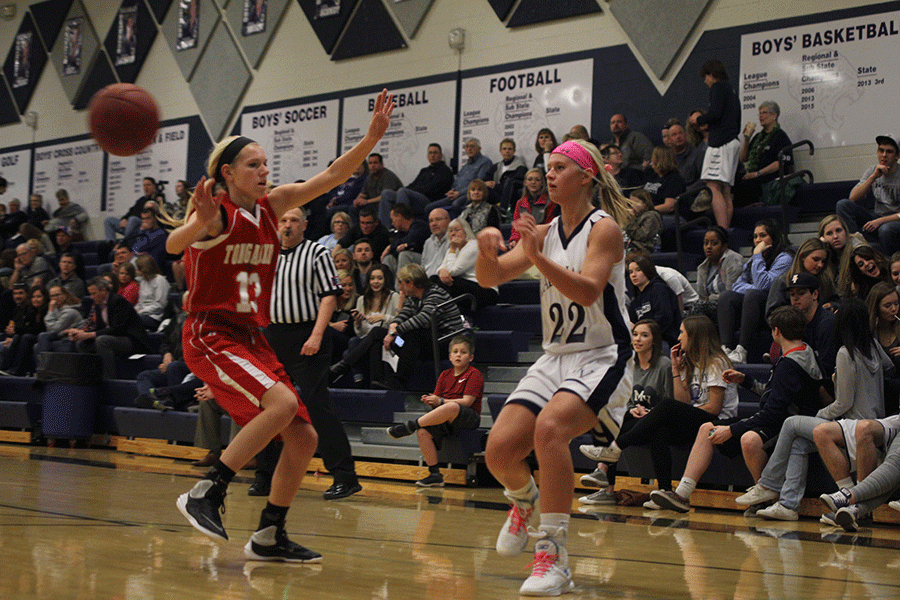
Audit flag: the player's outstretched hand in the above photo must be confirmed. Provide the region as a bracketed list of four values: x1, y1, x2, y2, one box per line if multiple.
[477, 227, 505, 256]
[192, 176, 222, 227]
[367, 89, 395, 141]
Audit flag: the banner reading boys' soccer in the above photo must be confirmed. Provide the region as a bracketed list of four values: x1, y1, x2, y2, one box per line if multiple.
[240, 99, 340, 185]
[740, 10, 900, 149]
[459, 58, 593, 168]
[105, 123, 190, 218]
[32, 139, 104, 216]
[341, 81, 456, 187]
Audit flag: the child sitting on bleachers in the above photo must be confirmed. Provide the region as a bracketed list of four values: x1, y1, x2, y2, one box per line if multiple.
[386, 334, 484, 487]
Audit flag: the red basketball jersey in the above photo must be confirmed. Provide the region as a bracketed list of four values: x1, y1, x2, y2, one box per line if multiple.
[183, 194, 280, 328]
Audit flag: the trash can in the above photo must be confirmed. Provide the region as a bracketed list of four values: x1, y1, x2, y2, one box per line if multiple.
[36, 353, 103, 441]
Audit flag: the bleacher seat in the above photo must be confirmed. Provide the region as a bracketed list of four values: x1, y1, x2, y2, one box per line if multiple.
[473, 304, 540, 335]
[330, 389, 407, 424]
[497, 280, 539, 305]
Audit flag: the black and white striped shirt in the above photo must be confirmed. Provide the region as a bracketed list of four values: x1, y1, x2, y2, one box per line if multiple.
[270, 239, 342, 324]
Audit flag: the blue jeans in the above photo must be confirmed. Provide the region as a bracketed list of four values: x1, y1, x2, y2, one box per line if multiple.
[135, 360, 191, 395]
[378, 188, 430, 225]
[756, 415, 822, 510]
[836, 198, 900, 255]
[104, 215, 141, 241]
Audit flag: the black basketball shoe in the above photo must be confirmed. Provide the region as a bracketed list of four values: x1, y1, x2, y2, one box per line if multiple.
[244, 525, 322, 563]
[176, 479, 228, 541]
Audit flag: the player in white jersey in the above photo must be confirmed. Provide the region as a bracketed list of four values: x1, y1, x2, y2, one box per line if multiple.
[476, 140, 633, 596]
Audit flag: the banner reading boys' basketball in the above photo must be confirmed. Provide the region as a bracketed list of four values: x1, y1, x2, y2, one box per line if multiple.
[105, 122, 190, 218]
[459, 58, 593, 169]
[241, 99, 340, 185]
[340, 80, 456, 188]
[32, 138, 104, 216]
[740, 9, 900, 149]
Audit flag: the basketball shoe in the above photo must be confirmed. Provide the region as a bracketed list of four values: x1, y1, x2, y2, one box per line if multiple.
[177, 479, 228, 541]
[244, 524, 322, 563]
[519, 525, 574, 596]
[496, 489, 538, 556]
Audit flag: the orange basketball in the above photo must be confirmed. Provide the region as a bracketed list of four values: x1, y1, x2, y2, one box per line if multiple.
[87, 83, 160, 157]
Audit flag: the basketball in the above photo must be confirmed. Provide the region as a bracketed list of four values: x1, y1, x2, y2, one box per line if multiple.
[87, 83, 160, 157]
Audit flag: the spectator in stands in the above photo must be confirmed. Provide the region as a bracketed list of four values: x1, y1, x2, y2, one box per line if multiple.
[718, 219, 792, 364]
[608, 113, 653, 169]
[133, 298, 199, 411]
[765, 238, 833, 317]
[0, 199, 25, 241]
[378, 144, 453, 224]
[134, 255, 170, 331]
[666, 119, 710, 212]
[644, 146, 687, 218]
[335, 206, 390, 259]
[600, 144, 645, 193]
[116, 262, 139, 305]
[350, 238, 376, 295]
[485, 138, 528, 214]
[106, 242, 136, 274]
[317, 211, 351, 252]
[381, 203, 428, 274]
[34, 285, 83, 356]
[459, 179, 500, 235]
[164, 180, 192, 221]
[14, 223, 54, 256]
[378, 263, 464, 391]
[25, 194, 49, 230]
[387, 334, 483, 487]
[690, 60, 741, 228]
[324, 160, 367, 219]
[64, 276, 150, 379]
[694, 226, 744, 322]
[130, 207, 170, 268]
[686, 109, 709, 148]
[9, 242, 53, 289]
[656, 263, 700, 314]
[350, 153, 402, 220]
[626, 252, 681, 347]
[431, 218, 498, 311]
[47, 253, 86, 299]
[1, 285, 47, 376]
[596, 315, 737, 506]
[651, 306, 823, 513]
[331, 264, 399, 387]
[839, 245, 891, 301]
[332, 247, 353, 272]
[509, 169, 555, 250]
[734, 101, 793, 207]
[190, 383, 241, 468]
[328, 269, 357, 364]
[818, 215, 863, 301]
[51, 226, 85, 280]
[532, 128, 558, 172]
[422, 208, 451, 278]
[836, 136, 900, 256]
[736, 298, 886, 521]
[623, 189, 661, 254]
[890, 252, 900, 295]
[579, 319, 674, 506]
[104, 177, 161, 241]
[44, 189, 88, 238]
[427, 138, 494, 214]
[868, 281, 900, 416]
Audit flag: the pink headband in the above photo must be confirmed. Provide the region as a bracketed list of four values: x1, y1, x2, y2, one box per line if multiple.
[551, 141, 599, 177]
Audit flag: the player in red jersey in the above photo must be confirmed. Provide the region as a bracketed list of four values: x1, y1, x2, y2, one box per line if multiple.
[171, 89, 394, 562]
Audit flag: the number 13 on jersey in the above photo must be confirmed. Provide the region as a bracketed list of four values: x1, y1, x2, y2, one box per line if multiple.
[236, 271, 261, 313]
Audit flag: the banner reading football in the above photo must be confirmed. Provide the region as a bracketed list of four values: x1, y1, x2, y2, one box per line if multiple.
[33, 138, 104, 216]
[740, 10, 900, 148]
[241, 99, 340, 185]
[341, 81, 456, 188]
[459, 58, 593, 168]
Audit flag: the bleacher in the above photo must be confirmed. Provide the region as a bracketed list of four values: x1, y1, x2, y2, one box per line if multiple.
[0, 178, 875, 508]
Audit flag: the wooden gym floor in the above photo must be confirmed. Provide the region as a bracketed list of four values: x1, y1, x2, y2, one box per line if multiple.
[2, 444, 900, 599]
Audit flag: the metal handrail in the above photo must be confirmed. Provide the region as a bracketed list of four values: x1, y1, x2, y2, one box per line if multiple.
[429, 293, 475, 379]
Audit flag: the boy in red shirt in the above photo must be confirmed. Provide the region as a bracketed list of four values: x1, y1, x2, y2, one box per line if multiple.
[387, 335, 484, 486]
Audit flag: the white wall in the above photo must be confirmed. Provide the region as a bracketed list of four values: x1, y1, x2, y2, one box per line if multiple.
[0, 0, 885, 189]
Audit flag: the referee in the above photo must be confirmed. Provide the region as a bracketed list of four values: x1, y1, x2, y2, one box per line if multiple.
[261, 206, 362, 500]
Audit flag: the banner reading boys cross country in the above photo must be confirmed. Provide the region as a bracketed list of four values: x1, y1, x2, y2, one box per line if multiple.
[740, 10, 900, 149]
[459, 58, 593, 168]
[341, 80, 456, 187]
[240, 99, 340, 185]
[32, 138, 104, 216]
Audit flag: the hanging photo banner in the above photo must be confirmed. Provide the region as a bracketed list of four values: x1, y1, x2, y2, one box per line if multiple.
[105, 122, 191, 217]
[243, 0, 267, 36]
[240, 98, 340, 185]
[341, 80, 456, 186]
[62, 18, 84, 76]
[32, 138, 105, 216]
[177, 0, 200, 51]
[459, 58, 593, 167]
[740, 10, 900, 148]
[114, 5, 138, 66]
[0, 148, 32, 201]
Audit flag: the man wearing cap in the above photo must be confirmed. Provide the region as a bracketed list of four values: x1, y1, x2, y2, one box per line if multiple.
[836, 136, 900, 255]
[52, 226, 86, 280]
[783, 272, 837, 378]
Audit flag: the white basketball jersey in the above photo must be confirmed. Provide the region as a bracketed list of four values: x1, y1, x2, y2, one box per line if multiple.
[540, 209, 631, 355]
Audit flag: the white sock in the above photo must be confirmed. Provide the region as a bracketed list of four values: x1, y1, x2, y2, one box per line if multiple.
[609, 441, 620, 451]
[675, 477, 696, 499]
[507, 477, 538, 505]
[539, 513, 569, 545]
[836, 477, 854, 490]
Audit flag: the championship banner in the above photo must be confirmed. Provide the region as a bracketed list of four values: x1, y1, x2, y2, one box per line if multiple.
[105, 123, 190, 217]
[459, 58, 593, 167]
[240, 99, 340, 185]
[740, 10, 900, 148]
[32, 138, 104, 216]
[341, 81, 456, 186]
